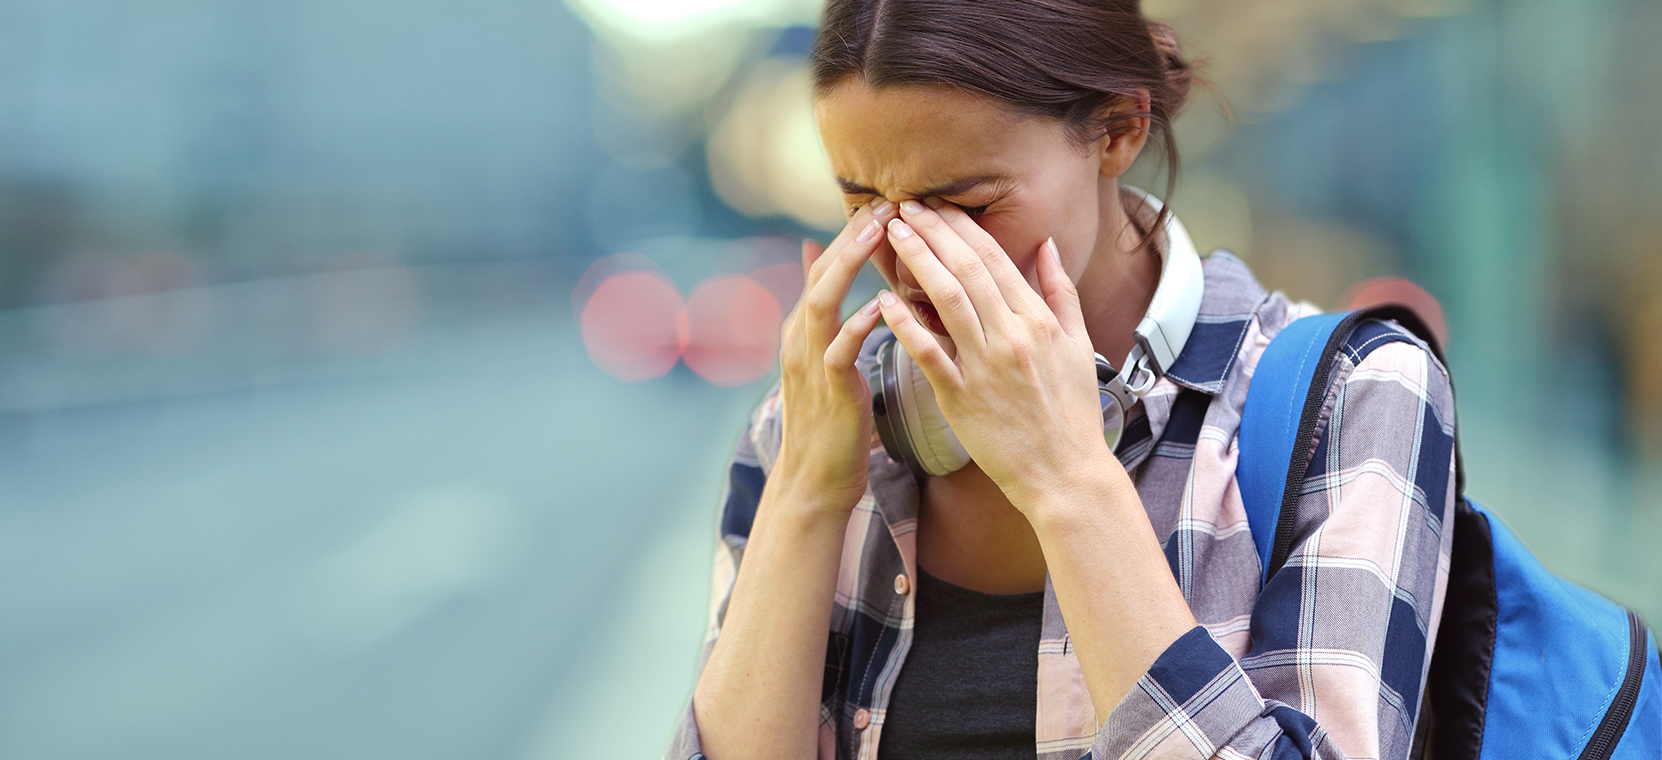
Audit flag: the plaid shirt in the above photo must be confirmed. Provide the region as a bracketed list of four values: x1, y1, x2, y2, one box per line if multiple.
[667, 252, 1457, 760]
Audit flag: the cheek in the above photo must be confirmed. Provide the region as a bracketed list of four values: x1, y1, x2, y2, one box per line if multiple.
[1007, 213, 1094, 286]
[982, 220, 1050, 292]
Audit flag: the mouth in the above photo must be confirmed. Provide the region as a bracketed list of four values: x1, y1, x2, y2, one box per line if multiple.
[911, 298, 949, 337]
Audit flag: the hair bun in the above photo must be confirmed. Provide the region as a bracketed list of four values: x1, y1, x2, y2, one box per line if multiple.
[1146, 21, 1193, 113]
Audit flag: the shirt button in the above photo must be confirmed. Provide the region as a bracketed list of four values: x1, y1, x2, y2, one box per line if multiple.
[893, 574, 910, 595]
[853, 708, 871, 729]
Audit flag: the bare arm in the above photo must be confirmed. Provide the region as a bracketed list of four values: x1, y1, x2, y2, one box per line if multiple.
[691, 201, 898, 760]
[692, 479, 851, 759]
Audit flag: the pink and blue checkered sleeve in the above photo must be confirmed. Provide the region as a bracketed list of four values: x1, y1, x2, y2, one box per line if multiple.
[1091, 335, 1458, 760]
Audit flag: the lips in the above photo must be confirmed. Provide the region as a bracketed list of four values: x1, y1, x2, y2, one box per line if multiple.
[911, 298, 949, 337]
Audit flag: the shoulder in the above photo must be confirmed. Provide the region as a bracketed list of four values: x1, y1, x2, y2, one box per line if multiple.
[1325, 317, 1457, 441]
[1245, 309, 1458, 506]
[1320, 314, 1456, 426]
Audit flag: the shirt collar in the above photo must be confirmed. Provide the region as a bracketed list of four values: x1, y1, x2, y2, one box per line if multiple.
[1158, 251, 1267, 395]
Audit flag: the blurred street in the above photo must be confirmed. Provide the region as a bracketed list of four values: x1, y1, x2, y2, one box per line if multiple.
[0, 267, 757, 759]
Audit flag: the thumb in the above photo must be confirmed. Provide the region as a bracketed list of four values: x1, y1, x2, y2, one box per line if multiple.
[1036, 237, 1090, 349]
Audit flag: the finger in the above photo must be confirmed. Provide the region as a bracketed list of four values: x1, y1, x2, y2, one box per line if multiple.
[781, 237, 826, 334]
[800, 237, 826, 276]
[1036, 236, 1091, 350]
[896, 200, 1013, 322]
[875, 290, 963, 392]
[886, 216, 986, 349]
[823, 294, 884, 389]
[807, 200, 896, 287]
[802, 214, 887, 354]
[927, 201, 1046, 314]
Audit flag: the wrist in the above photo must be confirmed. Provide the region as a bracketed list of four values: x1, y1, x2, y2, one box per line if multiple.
[1012, 447, 1137, 530]
[763, 458, 867, 524]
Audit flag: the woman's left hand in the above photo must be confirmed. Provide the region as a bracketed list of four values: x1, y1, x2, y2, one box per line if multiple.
[876, 199, 1121, 511]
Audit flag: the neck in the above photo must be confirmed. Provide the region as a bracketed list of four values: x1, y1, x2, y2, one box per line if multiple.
[917, 463, 1049, 594]
[1077, 182, 1163, 368]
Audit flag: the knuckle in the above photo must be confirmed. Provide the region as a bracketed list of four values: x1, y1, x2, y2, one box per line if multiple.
[1006, 336, 1034, 363]
[806, 257, 831, 284]
[936, 287, 968, 312]
[804, 289, 838, 315]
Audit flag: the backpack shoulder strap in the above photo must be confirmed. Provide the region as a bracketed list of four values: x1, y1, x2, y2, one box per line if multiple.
[1238, 310, 1352, 584]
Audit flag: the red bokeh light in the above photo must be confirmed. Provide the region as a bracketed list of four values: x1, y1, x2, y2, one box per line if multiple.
[748, 261, 805, 316]
[579, 270, 688, 381]
[683, 275, 783, 387]
[1340, 277, 1450, 349]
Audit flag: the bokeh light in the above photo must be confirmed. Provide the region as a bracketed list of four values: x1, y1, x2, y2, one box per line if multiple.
[564, 0, 805, 43]
[683, 275, 782, 386]
[748, 260, 806, 316]
[1341, 276, 1450, 348]
[38, 251, 213, 356]
[579, 270, 688, 381]
[706, 58, 844, 230]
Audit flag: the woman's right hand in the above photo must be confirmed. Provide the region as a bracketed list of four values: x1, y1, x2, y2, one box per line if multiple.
[771, 200, 898, 518]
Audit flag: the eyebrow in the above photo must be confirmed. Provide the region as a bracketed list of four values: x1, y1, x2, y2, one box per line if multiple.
[835, 174, 1007, 198]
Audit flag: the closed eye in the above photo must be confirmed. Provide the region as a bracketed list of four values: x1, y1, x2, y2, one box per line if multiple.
[961, 204, 990, 219]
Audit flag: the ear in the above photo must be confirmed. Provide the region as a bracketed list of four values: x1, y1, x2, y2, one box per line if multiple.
[1096, 91, 1152, 179]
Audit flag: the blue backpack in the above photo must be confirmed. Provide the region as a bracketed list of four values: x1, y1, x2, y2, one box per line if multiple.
[1238, 305, 1662, 759]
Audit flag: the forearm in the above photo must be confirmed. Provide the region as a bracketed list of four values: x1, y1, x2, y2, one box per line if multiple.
[1023, 460, 1196, 718]
[692, 476, 851, 760]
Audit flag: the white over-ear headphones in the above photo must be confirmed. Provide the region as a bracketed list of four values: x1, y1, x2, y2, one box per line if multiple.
[867, 187, 1206, 478]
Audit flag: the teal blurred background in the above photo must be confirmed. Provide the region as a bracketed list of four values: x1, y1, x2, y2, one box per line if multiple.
[1, 0, 1659, 757]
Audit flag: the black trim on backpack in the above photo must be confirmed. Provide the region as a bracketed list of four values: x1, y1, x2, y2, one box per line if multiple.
[1578, 609, 1650, 760]
[1424, 500, 1499, 760]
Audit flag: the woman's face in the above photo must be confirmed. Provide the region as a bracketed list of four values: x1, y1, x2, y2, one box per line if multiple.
[814, 81, 1110, 346]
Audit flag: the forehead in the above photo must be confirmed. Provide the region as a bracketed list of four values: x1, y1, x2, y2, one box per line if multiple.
[814, 81, 1072, 196]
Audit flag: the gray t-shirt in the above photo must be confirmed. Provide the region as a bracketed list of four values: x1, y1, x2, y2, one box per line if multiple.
[878, 567, 1043, 759]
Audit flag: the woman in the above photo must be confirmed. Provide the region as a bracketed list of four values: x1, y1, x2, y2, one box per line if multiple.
[670, 1, 1457, 758]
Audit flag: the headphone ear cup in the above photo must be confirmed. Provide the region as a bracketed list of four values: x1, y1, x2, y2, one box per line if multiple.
[894, 344, 969, 476]
[1096, 353, 1133, 455]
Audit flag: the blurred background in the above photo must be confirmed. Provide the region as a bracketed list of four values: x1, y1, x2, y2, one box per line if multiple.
[0, 0, 1659, 757]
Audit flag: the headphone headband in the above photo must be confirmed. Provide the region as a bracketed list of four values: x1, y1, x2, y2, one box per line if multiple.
[1120, 186, 1205, 392]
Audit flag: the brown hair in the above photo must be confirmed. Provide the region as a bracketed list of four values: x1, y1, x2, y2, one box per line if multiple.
[811, 0, 1193, 227]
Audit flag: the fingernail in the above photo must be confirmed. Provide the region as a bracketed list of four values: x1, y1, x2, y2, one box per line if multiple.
[870, 199, 894, 217]
[899, 199, 925, 215]
[1046, 237, 1060, 264]
[923, 196, 945, 209]
[888, 219, 915, 240]
[878, 290, 898, 307]
[857, 220, 882, 243]
[860, 295, 882, 315]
